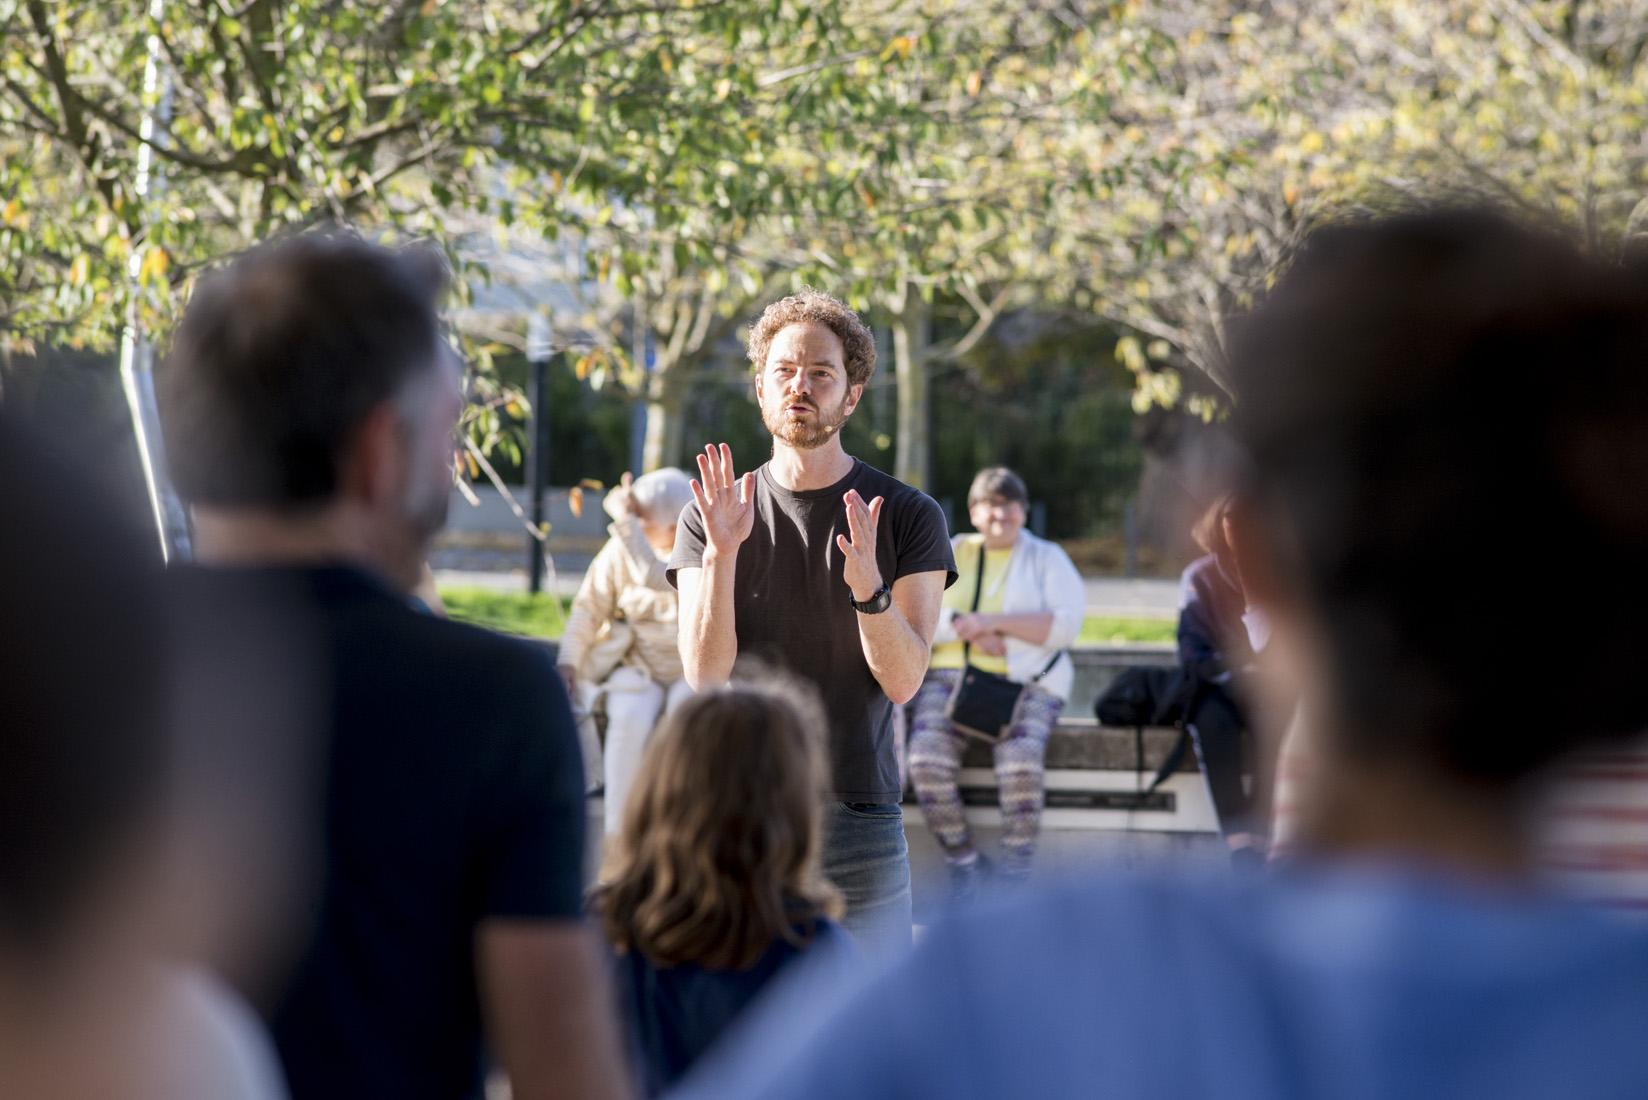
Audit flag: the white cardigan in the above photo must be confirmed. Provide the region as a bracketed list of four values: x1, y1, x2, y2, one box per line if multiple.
[932, 530, 1086, 702]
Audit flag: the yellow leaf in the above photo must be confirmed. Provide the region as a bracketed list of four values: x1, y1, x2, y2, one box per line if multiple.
[1283, 181, 1299, 206]
[880, 35, 915, 62]
[69, 254, 89, 287]
[139, 247, 170, 284]
[578, 478, 604, 490]
[965, 70, 983, 97]
[568, 486, 584, 517]
[1, 198, 19, 225]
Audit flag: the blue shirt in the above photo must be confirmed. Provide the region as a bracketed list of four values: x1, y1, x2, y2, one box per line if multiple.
[616, 917, 852, 1097]
[675, 867, 1648, 1099]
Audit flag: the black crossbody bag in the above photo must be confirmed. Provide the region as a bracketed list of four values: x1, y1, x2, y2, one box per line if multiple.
[944, 543, 1062, 743]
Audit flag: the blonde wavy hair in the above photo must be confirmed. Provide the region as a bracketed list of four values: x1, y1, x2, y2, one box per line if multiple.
[594, 676, 842, 970]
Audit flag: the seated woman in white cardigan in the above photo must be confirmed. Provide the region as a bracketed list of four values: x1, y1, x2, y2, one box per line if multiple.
[908, 467, 1085, 899]
[557, 468, 696, 834]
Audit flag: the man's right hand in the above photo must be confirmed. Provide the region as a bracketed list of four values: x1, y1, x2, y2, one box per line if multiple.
[691, 443, 755, 559]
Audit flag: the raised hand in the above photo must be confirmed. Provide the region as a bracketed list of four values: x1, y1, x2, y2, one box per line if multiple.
[836, 488, 886, 603]
[601, 470, 637, 523]
[691, 443, 755, 558]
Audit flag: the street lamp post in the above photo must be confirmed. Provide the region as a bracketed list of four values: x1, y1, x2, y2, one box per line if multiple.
[526, 313, 553, 594]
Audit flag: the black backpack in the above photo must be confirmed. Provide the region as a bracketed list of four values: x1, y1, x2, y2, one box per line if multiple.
[1094, 666, 1200, 794]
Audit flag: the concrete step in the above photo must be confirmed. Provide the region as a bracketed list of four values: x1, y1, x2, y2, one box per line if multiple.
[932, 721, 1214, 835]
[960, 719, 1191, 773]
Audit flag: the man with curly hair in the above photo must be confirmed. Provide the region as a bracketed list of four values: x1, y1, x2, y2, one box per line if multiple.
[668, 289, 956, 957]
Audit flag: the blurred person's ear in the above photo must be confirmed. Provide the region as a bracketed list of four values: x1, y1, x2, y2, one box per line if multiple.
[343, 400, 411, 511]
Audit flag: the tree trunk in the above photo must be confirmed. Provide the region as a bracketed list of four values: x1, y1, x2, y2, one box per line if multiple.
[891, 298, 931, 491]
[640, 359, 689, 473]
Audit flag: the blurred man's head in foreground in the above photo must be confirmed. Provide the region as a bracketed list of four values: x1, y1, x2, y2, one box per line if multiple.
[159, 233, 461, 591]
[1230, 208, 1648, 791]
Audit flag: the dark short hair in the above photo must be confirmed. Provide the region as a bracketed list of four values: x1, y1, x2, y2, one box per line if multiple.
[0, 415, 168, 945]
[746, 289, 877, 388]
[1230, 208, 1648, 782]
[968, 466, 1029, 508]
[159, 232, 448, 509]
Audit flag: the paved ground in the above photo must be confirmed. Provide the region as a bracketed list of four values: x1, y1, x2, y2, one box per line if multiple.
[434, 554, 1180, 618]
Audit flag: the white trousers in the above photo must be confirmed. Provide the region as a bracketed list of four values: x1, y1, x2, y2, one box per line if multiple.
[597, 666, 693, 834]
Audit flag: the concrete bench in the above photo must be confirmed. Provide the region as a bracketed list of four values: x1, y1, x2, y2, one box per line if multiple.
[933, 720, 1212, 834]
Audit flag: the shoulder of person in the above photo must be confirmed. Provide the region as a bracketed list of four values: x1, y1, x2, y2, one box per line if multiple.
[410, 614, 565, 701]
[1019, 529, 1075, 565]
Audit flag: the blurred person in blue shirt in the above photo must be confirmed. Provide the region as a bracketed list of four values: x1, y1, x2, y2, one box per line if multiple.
[670, 209, 1648, 1100]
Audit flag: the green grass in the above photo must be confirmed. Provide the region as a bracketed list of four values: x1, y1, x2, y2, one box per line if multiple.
[1076, 615, 1176, 646]
[439, 586, 571, 638]
[441, 585, 1174, 647]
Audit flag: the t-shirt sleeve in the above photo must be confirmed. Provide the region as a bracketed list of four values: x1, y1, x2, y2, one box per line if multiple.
[892, 491, 958, 589]
[665, 500, 708, 591]
[475, 642, 587, 919]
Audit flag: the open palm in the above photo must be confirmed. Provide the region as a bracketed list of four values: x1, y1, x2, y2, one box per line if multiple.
[691, 442, 755, 556]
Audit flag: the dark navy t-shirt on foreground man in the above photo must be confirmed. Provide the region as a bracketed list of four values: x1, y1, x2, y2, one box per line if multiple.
[171, 565, 587, 1100]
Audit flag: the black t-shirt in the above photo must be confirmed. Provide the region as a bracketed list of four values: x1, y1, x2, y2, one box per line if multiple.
[668, 459, 956, 801]
[168, 565, 587, 1100]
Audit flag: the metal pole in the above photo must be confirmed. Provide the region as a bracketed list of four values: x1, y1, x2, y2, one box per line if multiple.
[119, 0, 191, 562]
[526, 313, 553, 594]
[1123, 499, 1138, 579]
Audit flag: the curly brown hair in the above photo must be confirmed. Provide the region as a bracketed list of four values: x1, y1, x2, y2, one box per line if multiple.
[746, 289, 877, 388]
[593, 675, 842, 970]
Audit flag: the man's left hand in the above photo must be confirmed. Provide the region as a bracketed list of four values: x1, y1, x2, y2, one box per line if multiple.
[837, 489, 886, 603]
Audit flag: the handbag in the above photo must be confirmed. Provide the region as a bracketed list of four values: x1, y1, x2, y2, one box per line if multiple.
[944, 542, 1062, 742]
[1093, 664, 1200, 793]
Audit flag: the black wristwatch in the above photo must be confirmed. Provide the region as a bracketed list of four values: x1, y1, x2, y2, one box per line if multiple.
[849, 583, 892, 614]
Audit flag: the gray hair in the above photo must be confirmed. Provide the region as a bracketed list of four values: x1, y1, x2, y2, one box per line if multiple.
[631, 468, 694, 527]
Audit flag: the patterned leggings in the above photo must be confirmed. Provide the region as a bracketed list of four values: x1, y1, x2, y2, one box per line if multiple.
[908, 668, 1064, 878]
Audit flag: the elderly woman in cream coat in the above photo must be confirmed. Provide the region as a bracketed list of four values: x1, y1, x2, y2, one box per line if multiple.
[908, 467, 1086, 898]
[557, 468, 695, 833]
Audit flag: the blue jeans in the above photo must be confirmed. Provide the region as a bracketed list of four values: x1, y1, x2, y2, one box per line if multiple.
[822, 800, 912, 960]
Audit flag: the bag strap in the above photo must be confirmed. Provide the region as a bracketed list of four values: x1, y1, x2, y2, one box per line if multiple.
[1027, 649, 1064, 684]
[1140, 667, 1201, 795]
[965, 541, 1065, 683]
[961, 541, 986, 667]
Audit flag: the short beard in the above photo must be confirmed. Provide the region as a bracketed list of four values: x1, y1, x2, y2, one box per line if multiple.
[762, 397, 849, 450]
